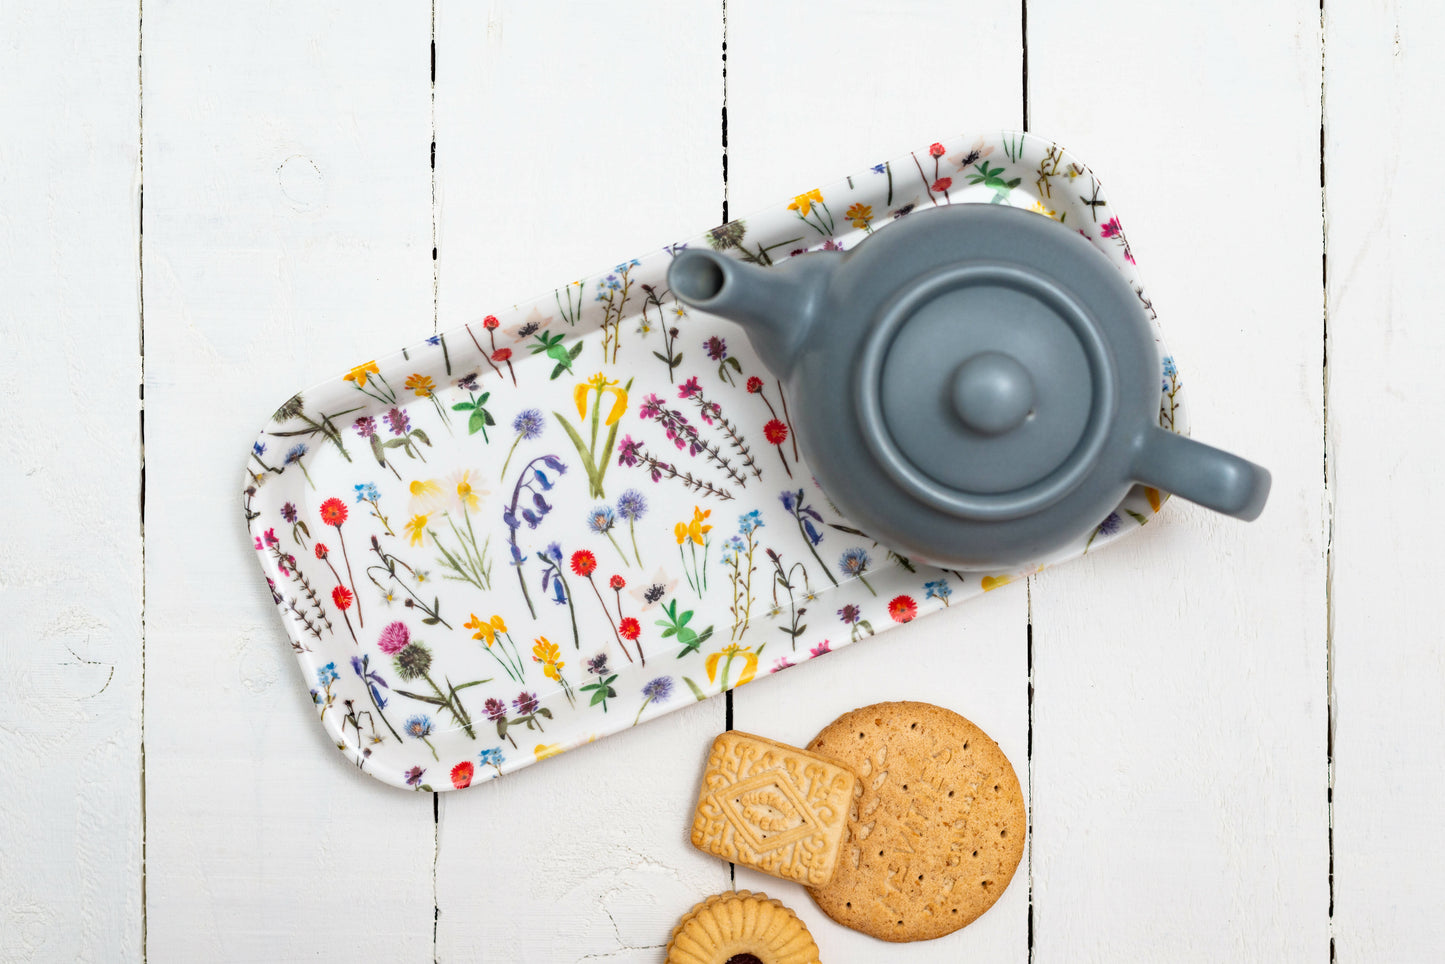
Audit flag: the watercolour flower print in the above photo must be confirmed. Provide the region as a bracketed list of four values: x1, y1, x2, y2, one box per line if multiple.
[245, 130, 1183, 791]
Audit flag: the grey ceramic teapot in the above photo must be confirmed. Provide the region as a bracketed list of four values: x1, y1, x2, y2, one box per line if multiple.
[667, 203, 1270, 570]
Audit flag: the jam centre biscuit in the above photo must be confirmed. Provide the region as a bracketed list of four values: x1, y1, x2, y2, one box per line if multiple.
[805, 701, 1026, 942]
[666, 890, 821, 964]
[690, 731, 858, 887]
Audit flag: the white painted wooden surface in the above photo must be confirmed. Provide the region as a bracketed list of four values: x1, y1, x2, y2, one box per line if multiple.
[1327, 2, 1445, 960]
[4, 1, 1443, 961]
[0, 3, 142, 960]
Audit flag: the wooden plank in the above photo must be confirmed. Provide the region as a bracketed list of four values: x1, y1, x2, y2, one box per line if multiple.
[1026, 2, 1329, 958]
[1326, 2, 1445, 958]
[141, 3, 438, 957]
[725, 2, 1029, 960]
[429, 2, 732, 959]
[0, 2, 142, 959]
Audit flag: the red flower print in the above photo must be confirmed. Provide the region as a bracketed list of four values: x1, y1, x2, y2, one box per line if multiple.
[314, 543, 329, 559]
[888, 594, 918, 623]
[746, 376, 764, 394]
[492, 348, 513, 362]
[1099, 217, 1122, 239]
[931, 177, 952, 194]
[483, 315, 500, 329]
[319, 497, 348, 527]
[377, 620, 410, 655]
[609, 574, 626, 591]
[332, 585, 354, 610]
[450, 761, 474, 789]
[764, 419, 788, 446]
[571, 550, 597, 577]
[809, 640, 832, 657]
[929, 142, 945, 158]
[619, 617, 641, 641]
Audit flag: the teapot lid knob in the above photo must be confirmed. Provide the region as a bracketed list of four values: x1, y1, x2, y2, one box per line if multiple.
[949, 351, 1035, 436]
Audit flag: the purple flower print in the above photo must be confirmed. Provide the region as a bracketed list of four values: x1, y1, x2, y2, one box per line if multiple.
[385, 407, 411, 436]
[376, 620, 410, 655]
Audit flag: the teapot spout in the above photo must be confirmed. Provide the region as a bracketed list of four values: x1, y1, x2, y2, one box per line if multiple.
[668, 248, 835, 378]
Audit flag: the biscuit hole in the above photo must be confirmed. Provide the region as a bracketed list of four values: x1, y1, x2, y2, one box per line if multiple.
[845, 902, 851, 908]
[972, 850, 978, 857]
[948, 791, 954, 798]
[1000, 830, 1007, 837]
[952, 908, 958, 914]
[902, 784, 908, 790]
[858, 732, 864, 738]
[897, 920, 904, 926]
[963, 741, 969, 749]
[994, 784, 1000, 791]
[918, 874, 924, 881]
[910, 722, 917, 729]
[879, 850, 885, 857]
[982, 880, 991, 889]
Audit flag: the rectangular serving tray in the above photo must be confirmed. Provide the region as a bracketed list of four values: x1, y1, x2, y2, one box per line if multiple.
[244, 130, 1186, 792]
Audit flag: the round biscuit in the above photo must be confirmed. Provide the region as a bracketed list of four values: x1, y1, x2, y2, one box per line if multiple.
[805, 701, 1025, 942]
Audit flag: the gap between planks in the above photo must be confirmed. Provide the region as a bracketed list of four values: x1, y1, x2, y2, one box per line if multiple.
[1320, 1, 1336, 961]
[137, 0, 149, 960]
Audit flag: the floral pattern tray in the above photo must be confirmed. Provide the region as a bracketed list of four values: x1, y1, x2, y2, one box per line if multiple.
[244, 130, 1187, 792]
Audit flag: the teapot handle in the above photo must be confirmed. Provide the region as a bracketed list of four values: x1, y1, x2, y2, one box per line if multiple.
[1131, 427, 1271, 521]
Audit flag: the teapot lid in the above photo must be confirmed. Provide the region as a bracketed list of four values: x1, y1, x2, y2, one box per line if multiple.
[855, 210, 1124, 522]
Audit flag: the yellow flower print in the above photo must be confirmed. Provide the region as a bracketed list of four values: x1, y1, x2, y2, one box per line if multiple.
[343, 360, 380, 388]
[405, 373, 435, 397]
[574, 372, 629, 426]
[675, 507, 711, 546]
[981, 574, 1012, 592]
[444, 468, 487, 513]
[687, 506, 712, 545]
[787, 188, 824, 217]
[1030, 200, 1060, 221]
[465, 612, 507, 647]
[534, 743, 564, 761]
[846, 202, 873, 230]
[404, 513, 429, 546]
[408, 477, 443, 515]
[532, 636, 564, 681]
[705, 643, 758, 689]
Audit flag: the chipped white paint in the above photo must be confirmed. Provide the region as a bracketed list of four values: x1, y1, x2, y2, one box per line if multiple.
[4, 0, 1441, 960]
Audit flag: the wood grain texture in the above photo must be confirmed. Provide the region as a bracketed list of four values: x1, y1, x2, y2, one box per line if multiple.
[429, 3, 731, 960]
[725, 3, 1029, 960]
[1026, 1, 1329, 959]
[1326, 2, 1445, 958]
[0, 3, 143, 960]
[141, 2, 438, 957]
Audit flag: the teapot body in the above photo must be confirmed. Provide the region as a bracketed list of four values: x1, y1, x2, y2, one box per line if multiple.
[669, 203, 1269, 570]
[780, 207, 1160, 569]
